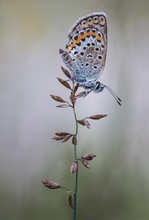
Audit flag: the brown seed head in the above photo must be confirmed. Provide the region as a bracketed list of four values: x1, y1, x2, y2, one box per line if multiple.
[42, 180, 60, 189]
[82, 153, 97, 161]
[89, 114, 107, 120]
[72, 136, 77, 145]
[57, 77, 71, 90]
[61, 66, 71, 79]
[75, 91, 86, 98]
[84, 119, 91, 129]
[81, 159, 89, 169]
[70, 91, 76, 105]
[50, 95, 66, 103]
[68, 194, 74, 209]
[70, 161, 78, 174]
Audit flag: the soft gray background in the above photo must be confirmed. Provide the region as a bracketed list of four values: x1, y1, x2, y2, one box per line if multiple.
[0, 0, 149, 219]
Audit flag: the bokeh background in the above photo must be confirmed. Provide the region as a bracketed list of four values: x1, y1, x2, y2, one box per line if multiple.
[1, 0, 149, 219]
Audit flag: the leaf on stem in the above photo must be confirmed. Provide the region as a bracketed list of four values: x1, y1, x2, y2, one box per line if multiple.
[57, 77, 71, 90]
[50, 95, 66, 103]
[61, 66, 71, 79]
[89, 114, 107, 120]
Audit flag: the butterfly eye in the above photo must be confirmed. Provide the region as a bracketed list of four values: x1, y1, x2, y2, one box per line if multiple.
[94, 82, 104, 93]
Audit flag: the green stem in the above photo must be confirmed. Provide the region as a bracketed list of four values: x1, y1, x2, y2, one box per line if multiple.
[74, 166, 78, 220]
[73, 104, 78, 220]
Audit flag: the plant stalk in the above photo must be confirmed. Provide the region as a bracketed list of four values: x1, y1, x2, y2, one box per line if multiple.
[73, 102, 79, 220]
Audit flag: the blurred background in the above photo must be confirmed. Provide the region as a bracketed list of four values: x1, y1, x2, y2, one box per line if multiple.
[0, 0, 149, 219]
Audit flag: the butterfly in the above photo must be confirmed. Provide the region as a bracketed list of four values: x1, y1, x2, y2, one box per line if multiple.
[59, 12, 121, 105]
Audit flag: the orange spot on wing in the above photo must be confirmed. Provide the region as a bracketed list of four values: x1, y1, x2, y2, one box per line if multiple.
[90, 30, 96, 37]
[67, 44, 75, 52]
[73, 35, 81, 45]
[96, 34, 102, 42]
[86, 31, 91, 37]
[101, 40, 105, 47]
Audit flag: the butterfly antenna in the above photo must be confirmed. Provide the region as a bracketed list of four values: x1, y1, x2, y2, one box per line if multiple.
[104, 85, 122, 106]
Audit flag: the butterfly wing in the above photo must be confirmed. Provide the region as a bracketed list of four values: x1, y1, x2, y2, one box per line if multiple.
[60, 12, 107, 87]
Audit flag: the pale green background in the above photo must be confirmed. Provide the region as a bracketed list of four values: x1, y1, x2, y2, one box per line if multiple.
[0, 0, 149, 219]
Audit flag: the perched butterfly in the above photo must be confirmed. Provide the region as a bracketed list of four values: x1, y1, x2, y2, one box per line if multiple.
[59, 12, 121, 105]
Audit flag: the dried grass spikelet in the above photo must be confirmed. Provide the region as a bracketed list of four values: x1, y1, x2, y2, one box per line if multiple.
[42, 180, 60, 189]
